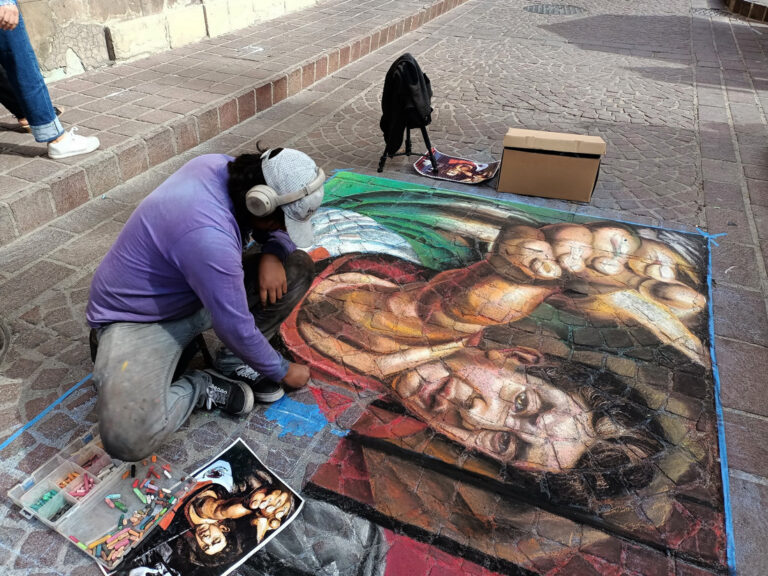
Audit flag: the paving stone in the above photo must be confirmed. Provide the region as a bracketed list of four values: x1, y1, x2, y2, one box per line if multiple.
[145, 127, 176, 166]
[725, 411, 768, 478]
[13, 530, 65, 568]
[0, 227, 74, 276]
[705, 206, 754, 244]
[717, 337, 768, 417]
[46, 169, 90, 217]
[30, 367, 71, 392]
[0, 261, 75, 312]
[747, 177, 768, 207]
[7, 159, 63, 183]
[712, 285, 768, 346]
[114, 140, 150, 181]
[703, 180, 744, 211]
[729, 473, 768, 576]
[711, 241, 762, 288]
[49, 220, 124, 268]
[82, 154, 121, 197]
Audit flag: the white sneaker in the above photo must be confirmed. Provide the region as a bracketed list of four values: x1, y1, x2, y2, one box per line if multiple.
[47, 127, 100, 159]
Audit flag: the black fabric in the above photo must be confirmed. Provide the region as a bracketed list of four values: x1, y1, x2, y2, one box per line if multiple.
[0, 64, 24, 118]
[379, 53, 433, 156]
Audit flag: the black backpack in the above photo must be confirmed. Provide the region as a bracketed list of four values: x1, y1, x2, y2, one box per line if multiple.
[379, 53, 433, 156]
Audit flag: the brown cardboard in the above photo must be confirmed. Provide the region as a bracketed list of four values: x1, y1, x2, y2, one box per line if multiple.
[497, 128, 606, 202]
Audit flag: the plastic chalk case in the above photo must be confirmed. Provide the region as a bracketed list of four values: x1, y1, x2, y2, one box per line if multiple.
[8, 428, 195, 571]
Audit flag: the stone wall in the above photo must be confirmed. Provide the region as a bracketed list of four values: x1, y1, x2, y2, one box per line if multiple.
[18, 0, 318, 79]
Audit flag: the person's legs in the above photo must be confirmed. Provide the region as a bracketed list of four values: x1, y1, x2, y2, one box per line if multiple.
[0, 13, 98, 157]
[94, 308, 252, 461]
[0, 15, 62, 142]
[215, 250, 315, 386]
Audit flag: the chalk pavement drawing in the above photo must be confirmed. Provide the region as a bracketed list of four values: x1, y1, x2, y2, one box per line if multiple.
[273, 172, 727, 575]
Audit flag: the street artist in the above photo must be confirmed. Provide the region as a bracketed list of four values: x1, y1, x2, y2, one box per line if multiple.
[86, 147, 324, 461]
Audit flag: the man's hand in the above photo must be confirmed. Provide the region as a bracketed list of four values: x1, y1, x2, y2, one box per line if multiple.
[282, 362, 310, 389]
[0, 4, 19, 31]
[258, 253, 287, 306]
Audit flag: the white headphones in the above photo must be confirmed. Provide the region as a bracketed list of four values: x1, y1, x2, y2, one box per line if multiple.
[245, 150, 326, 217]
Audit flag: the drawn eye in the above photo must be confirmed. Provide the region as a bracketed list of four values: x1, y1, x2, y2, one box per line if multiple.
[478, 430, 518, 460]
[514, 391, 529, 413]
[494, 432, 512, 454]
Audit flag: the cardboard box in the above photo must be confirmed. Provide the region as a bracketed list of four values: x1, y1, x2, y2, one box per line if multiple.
[497, 128, 606, 202]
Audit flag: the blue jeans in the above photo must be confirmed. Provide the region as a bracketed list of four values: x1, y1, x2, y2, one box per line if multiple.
[92, 250, 315, 461]
[0, 12, 63, 142]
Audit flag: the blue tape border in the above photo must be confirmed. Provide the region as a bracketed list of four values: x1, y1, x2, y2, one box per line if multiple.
[0, 373, 92, 453]
[705, 235, 737, 574]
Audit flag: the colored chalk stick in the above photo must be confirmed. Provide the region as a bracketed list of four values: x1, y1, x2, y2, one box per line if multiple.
[133, 487, 147, 504]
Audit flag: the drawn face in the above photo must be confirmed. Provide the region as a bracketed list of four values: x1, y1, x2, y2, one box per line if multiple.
[391, 349, 595, 471]
[446, 163, 475, 178]
[195, 522, 229, 555]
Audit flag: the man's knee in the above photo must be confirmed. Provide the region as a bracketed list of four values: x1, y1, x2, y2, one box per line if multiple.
[96, 376, 163, 461]
[99, 420, 155, 462]
[285, 250, 315, 298]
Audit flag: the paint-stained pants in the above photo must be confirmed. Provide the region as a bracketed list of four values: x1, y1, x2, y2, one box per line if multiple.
[93, 250, 315, 461]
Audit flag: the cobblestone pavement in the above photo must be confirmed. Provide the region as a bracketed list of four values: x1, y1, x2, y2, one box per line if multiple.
[1, 0, 768, 573]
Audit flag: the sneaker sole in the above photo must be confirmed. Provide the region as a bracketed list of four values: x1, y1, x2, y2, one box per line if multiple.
[252, 386, 285, 404]
[48, 140, 100, 160]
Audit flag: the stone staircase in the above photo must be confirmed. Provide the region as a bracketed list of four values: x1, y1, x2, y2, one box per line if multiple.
[0, 0, 469, 247]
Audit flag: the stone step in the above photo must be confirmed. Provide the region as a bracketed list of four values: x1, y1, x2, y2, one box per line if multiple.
[727, 0, 768, 21]
[0, 0, 469, 248]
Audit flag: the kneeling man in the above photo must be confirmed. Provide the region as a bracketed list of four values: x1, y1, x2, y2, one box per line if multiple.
[86, 147, 323, 461]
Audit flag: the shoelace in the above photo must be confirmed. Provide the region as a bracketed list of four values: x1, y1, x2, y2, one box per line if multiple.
[234, 365, 262, 381]
[205, 383, 228, 410]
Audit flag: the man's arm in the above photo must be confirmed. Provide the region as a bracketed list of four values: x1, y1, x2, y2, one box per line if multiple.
[256, 229, 297, 263]
[173, 227, 290, 381]
[255, 228, 297, 306]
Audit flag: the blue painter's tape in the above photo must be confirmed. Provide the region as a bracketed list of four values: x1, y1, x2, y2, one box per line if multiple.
[0, 373, 93, 453]
[705, 237, 736, 572]
[696, 227, 727, 247]
[264, 396, 331, 438]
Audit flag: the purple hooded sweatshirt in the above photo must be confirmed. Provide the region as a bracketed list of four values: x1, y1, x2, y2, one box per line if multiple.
[86, 154, 294, 381]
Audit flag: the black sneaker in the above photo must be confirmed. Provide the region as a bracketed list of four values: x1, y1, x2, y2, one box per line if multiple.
[220, 364, 285, 404]
[201, 369, 254, 415]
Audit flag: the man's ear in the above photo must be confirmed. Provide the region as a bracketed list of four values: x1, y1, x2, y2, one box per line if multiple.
[221, 524, 230, 533]
[487, 347, 544, 366]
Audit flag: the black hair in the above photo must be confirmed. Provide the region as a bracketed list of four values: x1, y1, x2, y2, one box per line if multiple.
[522, 360, 666, 505]
[178, 483, 244, 568]
[177, 520, 242, 568]
[226, 143, 284, 242]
